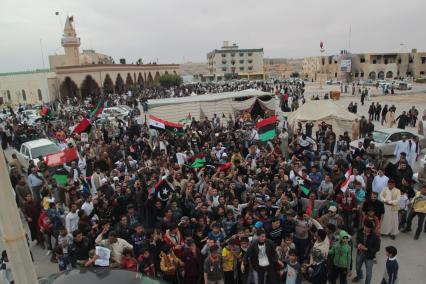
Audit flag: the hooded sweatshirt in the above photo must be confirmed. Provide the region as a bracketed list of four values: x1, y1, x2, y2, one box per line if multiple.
[328, 230, 351, 270]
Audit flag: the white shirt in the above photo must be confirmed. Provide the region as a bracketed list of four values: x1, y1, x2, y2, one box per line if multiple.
[372, 175, 389, 195]
[394, 140, 410, 161]
[257, 244, 270, 267]
[65, 211, 79, 234]
[81, 201, 94, 216]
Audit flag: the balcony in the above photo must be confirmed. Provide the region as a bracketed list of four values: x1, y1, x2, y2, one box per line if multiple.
[61, 37, 80, 46]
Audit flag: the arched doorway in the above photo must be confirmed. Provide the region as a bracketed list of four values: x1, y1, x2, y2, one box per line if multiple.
[378, 71, 385, 80]
[115, 74, 125, 93]
[173, 71, 177, 75]
[81, 75, 100, 99]
[146, 72, 154, 88]
[164, 71, 169, 75]
[386, 71, 393, 79]
[137, 72, 144, 88]
[125, 73, 134, 90]
[60, 77, 78, 99]
[103, 74, 114, 94]
[369, 72, 376, 80]
[154, 72, 161, 85]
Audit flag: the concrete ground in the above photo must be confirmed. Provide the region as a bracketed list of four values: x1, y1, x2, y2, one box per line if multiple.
[1, 87, 426, 282]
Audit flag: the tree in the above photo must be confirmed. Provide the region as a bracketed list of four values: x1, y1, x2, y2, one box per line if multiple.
[290, 72, 300, 78]
[159, 74, 183, 88]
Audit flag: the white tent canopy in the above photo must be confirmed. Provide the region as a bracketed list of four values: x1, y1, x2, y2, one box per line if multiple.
[147, 89, 278, 122]
[287, 100, 358, 134]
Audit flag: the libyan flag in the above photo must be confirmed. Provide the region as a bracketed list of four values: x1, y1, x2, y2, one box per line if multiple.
[90, 98, 104, 118]
[44, 148, 78, 168]
[73, 118, 92, 134]
[149, 115, 184, 135]
[256, 115, 277, 141]
[191, 158, 205, 168]
[155, 179, 174, 201]
[178, 113, 192, 123]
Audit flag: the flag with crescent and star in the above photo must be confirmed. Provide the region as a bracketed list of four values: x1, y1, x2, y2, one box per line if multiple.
[155, 179, 175, 202]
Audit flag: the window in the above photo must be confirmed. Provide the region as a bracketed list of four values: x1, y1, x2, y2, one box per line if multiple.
[387, 133, 401, 143]
[334, 60, 337, 64]
[322, 58, 325, 65]
[221, 54, 226, 58]
[248, 53, 252, 56]
[420, 71, 425, 76]
[37, 89, 42, 101]
[6, 90, 11, 101]
[231, 60, 235, 65]
[355, 72, 359, 77]
[372, 59, 377, 64]
[360, 58, 365, 63]
[222, 67, 226, 72]
[398, 58, 402, 64]
[360, 72, 364, 77]
[409, 57, 413, 63]
[239, 67, 245, 71]
[239, 53, 244, 57]
[248, 66, 253, 71]
[334, 72, 337, 78]
[248, 59, 253, 64]
[231, 53, 235, 57]
[239, 60, 244, 64]
[222, 60, 227, 64]
[384, 59, 388, 64]
[422, 58, 426, 64]
[328, 57, 332, 64]
[22, 90, 27, 101]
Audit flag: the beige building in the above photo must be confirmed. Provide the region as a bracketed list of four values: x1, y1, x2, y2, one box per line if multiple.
[0, 16, 179, 105]
[303, 49, 426, 82]
[207, 41, 264, 80]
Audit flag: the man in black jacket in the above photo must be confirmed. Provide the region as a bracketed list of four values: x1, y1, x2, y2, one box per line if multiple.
[352, 220, 381, 284]
[242, 229, 279, 284]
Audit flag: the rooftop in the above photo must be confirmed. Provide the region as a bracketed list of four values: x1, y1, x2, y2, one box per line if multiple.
[0, 69, 53, 77]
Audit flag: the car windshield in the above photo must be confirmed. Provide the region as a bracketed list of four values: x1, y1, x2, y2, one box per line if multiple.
[372, 131, 389, 143]
[31, 144, 61, 159]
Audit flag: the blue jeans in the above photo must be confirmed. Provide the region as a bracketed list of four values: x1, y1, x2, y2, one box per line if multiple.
[355, 253, 373, 284]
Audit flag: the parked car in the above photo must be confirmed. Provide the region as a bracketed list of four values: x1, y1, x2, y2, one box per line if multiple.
[101, 107, 129, 120]
[17, 138, 61, 168]
[349, 128, 426, 156]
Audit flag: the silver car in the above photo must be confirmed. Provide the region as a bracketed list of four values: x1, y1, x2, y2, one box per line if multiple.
[350, 128, 426, 156]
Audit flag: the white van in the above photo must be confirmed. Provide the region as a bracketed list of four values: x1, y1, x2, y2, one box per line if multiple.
[18, 138, 61, 168]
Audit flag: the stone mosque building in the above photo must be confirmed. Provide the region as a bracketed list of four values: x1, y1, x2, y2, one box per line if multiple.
[0, 16, 179, 105]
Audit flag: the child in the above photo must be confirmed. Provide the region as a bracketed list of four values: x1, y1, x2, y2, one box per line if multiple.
[137, 248, 156, 277]
[382, 246, 398, 284]
[121, 248, 138, 271]
[398, 188, 409, 230]
[55, 247, 67, 271]
[284, 249, 302, 284]
[362, 207, 380, 234]
[304, 248, 327, 284]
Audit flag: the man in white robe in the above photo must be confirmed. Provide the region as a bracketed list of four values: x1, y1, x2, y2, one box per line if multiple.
[393, 135, 410, 161]
[372, 169, 389, 196]
[380, 180, 401, 239]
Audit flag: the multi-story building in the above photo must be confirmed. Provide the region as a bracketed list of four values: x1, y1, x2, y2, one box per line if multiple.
[303, 49, 426, 82]
[207, 41, 264, 81]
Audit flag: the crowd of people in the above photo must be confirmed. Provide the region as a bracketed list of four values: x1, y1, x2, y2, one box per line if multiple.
[2, 85, 426, 284]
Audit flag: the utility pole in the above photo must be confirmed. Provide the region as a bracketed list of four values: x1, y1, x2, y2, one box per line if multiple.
[0, 151, 38, 284]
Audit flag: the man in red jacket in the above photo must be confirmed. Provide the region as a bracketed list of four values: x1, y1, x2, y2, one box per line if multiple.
[337, 189, 358, 234]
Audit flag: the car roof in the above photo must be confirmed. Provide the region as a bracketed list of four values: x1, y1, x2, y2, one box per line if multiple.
[21, 138, 55, 148]
[374, 128, 417, 135]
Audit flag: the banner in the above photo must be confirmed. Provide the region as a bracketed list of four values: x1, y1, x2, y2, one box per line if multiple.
[340, 59, 352, 72]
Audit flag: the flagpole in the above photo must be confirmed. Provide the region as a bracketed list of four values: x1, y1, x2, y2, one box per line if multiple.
[0, 150, 38, 284]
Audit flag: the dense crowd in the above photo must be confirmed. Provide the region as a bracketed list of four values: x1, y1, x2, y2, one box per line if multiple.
[2, 87, 426, 284]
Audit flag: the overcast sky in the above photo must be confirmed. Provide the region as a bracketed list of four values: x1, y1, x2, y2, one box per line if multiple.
[1, 0, 425, 72]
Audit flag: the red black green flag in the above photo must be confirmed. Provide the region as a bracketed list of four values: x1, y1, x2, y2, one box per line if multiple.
[256, 115, 277, 141]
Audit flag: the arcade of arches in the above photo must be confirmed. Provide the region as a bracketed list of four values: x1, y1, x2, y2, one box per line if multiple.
[55, 64, 179, 99]
[58, 70, 178, 99]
